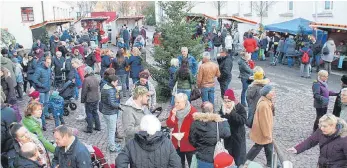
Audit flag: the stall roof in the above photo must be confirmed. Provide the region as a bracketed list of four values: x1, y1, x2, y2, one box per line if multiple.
[218, 16, 257, 25]
[310, 22, 347, 31]
[80, 17, 109, 21]
[30, 18, 75, 29]
[187, 13, 217, 20]
[116, 15, 144, 21]
[91, 12, 117, 23]
[265, 17, 323, 35]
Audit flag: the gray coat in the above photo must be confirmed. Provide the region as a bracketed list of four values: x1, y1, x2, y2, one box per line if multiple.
[122, 98, 151, 142]
[81, 74, 100, 103]
[321, 40, 336, 62]
[238, 58, 253, 80]
[0, 56, 17, 87]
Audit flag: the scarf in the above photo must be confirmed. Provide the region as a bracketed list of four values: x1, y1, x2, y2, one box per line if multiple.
[33, 116, 42, 127]
[221, 103, 234, 115]
[318, 79, 328, 88]
[176, 101, 191, 131]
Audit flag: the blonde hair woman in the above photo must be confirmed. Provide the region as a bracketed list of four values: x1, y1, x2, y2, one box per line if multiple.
[126, 47, 144, 84]
[288, 114, 347, 167]
[312, 70, 338, 131]
[219, 89, 247, 166]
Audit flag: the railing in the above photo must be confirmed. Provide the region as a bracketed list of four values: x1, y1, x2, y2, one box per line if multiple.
[272, 140, 293, 168]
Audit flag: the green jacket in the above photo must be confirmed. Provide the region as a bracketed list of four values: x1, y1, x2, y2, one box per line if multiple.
[22, 116, 56, 153]
[174, 71, 195, 90]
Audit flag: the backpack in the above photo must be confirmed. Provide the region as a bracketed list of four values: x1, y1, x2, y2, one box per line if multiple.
[300, 49, 310, 64]
[322, 45, 329, 55]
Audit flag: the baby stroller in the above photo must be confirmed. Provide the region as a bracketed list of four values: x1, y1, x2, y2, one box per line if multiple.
[58, 80, 77, 116]
[90, 146, 115, 168]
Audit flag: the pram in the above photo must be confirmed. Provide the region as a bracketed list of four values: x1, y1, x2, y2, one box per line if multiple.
[58, 80, 77, 116]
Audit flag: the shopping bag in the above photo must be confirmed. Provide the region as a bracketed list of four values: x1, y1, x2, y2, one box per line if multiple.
[214, 122, 229, 158]
[190, 85, 201, 101]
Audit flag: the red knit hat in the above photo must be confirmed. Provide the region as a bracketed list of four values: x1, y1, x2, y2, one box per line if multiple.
[214, 152, 234, 168]
[224, 89, 236, 101]
[29, 91, 40, 99]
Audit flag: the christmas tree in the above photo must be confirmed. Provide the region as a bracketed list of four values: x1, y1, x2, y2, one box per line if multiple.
[148, 1, 204, 101]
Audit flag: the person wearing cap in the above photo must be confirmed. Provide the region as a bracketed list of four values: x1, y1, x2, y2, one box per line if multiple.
[166, 93, 197, 168]
[197, 52, 221, 105]
[333, 75, 347, 117]
[122, 86, 151, 142]
[214, 152, 236, 168]
[246, 67, 270, 128]
[46, 91, 65, 127]
[28, 90, 40, 102]
[217, 48, 233, 98]
[116, 115, 181, 167]
[219, 89, 247, 166]
[132, 71, 156, 111]
[81, 66, 101, 133]
[246, 84, 275, 167]
[238, 52, 253, 107]
[189, 102, 231, 167]
[312, 70, 338, 132]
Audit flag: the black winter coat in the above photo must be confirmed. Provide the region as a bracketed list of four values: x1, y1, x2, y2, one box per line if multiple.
[57, 45, 68, 57]
[217, 55, 233, 81]
[100, 83, 120, 115]
[85, 53, 96, 67]
[219, 103, 247, 166]
[52, 56, 65, 77]
[1, 106, 17, 167]
[27, 59, 37, 81]
[116, 131, 181, 168]
[63, 58, 75, 81]
[52, 137, 92, 168]
[189, 113, 231, 163]
[213, 35, 223, 47]
[14, 155, 44, 168]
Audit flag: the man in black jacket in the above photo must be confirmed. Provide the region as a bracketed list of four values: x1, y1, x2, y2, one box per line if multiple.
[213, 31, 223, 61]
[52, 125, 91, 168]
[217, 48, 233, 97]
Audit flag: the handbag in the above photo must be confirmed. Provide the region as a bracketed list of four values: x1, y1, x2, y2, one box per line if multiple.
[190, 85, 201, 101]
[172, 82, 178, 96]
[190, 154, 198, 168]
[213, 122, 229, 159]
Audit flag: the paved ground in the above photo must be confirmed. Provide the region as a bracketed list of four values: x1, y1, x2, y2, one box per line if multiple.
[16, 42, 343, 167]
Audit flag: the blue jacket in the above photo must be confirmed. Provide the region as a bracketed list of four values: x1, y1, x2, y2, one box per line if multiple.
[60, 30, 72, 42]
[126, 56, 143, 78]
[123, 29, 130, 41]
[32, 63, 51, 93]
[260, 38, 268, 49]
[52, 137, 92, 168]
[27, 59, 37, 81]
[300, 47, 313, 58]
[47, 95, 64, 117]
[283, 38, 296, 55]
[101, 55, 111, 77]
[168, 66, 178, 89]
[117, 42, 125, 48]
[100, 83, 120, 115]
[113, 57, 127, 76]
[177, 55, 198, 76]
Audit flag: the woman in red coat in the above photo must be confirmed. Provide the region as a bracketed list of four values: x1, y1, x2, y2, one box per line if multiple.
[166, 93, 197, 168]
[243, 35, 258, 54]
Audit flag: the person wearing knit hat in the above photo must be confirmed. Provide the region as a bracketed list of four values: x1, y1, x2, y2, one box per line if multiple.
[219, 89, 247, 166]
[214, 152, 235, 168]
[333, 75, 347, 117]
[28, 91, 40, 101]
[246, 84, 275, 167]
[246, 67, 270, 128]
[46, 90, 65, 127]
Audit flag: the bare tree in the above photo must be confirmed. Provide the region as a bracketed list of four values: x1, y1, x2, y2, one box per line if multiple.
[102, 1, 117, 12]
[252, 1, 276, 25]
[212, 1, 227, 29]
[116, 1, 131, 16]
[77, 1, 97, 17]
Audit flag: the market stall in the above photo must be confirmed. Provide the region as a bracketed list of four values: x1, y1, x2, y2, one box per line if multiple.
[186, 13, 217, 33]
[29, 18, 74, 46]
[310, 23, 347, 71]
[78, 17, 109, 47]
[110, 15, 144, 45]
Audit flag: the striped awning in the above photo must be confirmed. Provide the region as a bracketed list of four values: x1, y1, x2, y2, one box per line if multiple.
[218, 16, 257, 25]
[310, 22, 347, 31]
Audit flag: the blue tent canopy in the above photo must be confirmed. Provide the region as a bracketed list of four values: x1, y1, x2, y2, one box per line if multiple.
[265, 18, 322, 35]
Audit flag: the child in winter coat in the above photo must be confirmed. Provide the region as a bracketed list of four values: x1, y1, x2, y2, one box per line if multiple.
[46, 91, 65, 127]
[12, 58, 24, 99]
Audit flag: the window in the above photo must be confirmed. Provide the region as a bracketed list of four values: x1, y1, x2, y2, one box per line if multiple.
[288, 1, 293, 11]
[325, 1, 333, 10]
[21, 7, 34, 22]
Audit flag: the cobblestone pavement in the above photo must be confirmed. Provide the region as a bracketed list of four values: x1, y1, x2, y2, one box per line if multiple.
[16, 46, 342, 167]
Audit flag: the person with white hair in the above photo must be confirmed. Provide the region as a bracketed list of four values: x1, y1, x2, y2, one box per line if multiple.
[197, 51, 221, 105]
[339, 88, 347, 121]
[312, 70, 338, 132]
[288, 114, 347, 167]
[116, 115, 181, 167]
[177, 47, 198, 77]
[52, 51, 65, 88]
[321, 38, 337, 74]
[166, 93, 197, 168]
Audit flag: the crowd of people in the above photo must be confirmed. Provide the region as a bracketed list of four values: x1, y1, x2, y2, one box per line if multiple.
[1, 22, 347, 168]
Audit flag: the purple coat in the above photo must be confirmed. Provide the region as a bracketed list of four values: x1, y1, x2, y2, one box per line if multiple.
[312, 80, 338, 108]
[295, 119, 347, 168]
